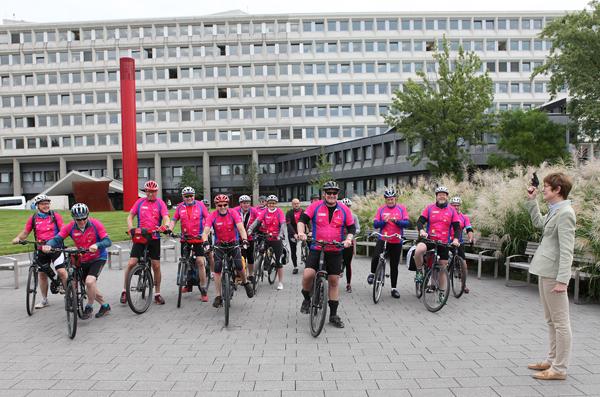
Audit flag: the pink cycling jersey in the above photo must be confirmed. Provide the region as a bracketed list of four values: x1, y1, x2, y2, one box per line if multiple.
[59, 218, 109, 262]
[173, 200, 209, 240]
[421, 203, 460, 243]
[304, 200, 354, 252]
[373, 204, 409, 244]
[254, 206, 267, 218]
[130, 198, 169, 239]
[257, 208, 285, 240]
[451, 213, 472, 243]
[207, 209, 242, 244]
[233, 206, 258, 241]
[25, 211, 64, 242]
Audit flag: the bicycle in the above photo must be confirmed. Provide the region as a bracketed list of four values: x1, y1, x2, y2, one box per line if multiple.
[306, 239, 345, 337]
[300, 239, 309, 266]
[368, 232, 402, 304]
[414, 238, 453, 313]
[18, 241, 63, 316]
[172, 234, 211, 308]
[448, 244, 468, 299]
[212, 242, 241, 327]
[251, 233, 267, 293]
[254, 232, 280, 286]
[125, 228, 169, 315]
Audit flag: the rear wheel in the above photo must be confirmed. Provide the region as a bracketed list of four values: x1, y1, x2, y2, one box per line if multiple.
[372, 259, 386, 304]
[65, 279, 77, 339]
[26, 266, 38, 316]
[176, 259, 186, 308]
[451, 256, 466, 298]
[309, 276, 328, 337]
[423, 265, 450, 312]
[222, 269, 231, 327]
[127, 263, 153, 314]
[267, 253, 277, 285]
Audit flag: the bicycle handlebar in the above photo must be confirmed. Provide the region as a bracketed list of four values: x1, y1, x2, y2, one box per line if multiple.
[418, 237, 459, 248]
[306, 238, 345, 249]
[369, 231, 402, 239]
[47, 247, 91, 255]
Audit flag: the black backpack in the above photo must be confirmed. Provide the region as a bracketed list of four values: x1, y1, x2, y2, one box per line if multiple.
[32, 210, 60, 242]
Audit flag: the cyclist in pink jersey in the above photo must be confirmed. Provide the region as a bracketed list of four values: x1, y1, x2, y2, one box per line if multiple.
[366, 188, 409, 299]
[248, 195, 287, 290]
[286, 198, 304, 274]
[449, 196, 474, 293]
[122, 180, 171, 305]
[168, 186, 210, 302]
[233, 195, 259, 282]
[43, 203, 112, 319]
[414, 186, 461, 284]
[255, 195, 267, 218]
[201, 194, 253, 308]
[297, 181, 355, 329]
[13, 195, 65, 309]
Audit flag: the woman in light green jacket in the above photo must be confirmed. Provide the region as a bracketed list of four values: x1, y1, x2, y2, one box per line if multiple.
[525, 172, 576, 381]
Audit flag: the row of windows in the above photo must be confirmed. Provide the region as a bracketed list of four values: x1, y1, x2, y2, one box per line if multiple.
[4, 16, 552, 45]
[0, 37, 551, 66]
[1, 125, 388, 151]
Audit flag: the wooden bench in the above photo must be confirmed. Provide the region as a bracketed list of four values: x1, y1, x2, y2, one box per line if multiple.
[464, 236, 503, 279]
[0, 257, 31, 289]
[505, 241, 539, 286]
[572, 253, 597, 304]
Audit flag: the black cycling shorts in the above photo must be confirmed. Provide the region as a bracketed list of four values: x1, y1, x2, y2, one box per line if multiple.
[214, 246, 243, 274]
[181, 242, 205, 258]
[81, 259, 106, 279]
[305, 249, 342, 275]
[423, 241, 450, 261]
[130, 239, 160, 261]
[36, 250, 65, 270]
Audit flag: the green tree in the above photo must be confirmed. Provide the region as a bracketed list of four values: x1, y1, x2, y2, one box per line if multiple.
[243, 159, 261, 195]
[309, 148, 334, 192]
[385, 38, 494, 179]
[532, 1, 600, 142]
[488, 109, 570, 169]
[177, 166, 203, 197]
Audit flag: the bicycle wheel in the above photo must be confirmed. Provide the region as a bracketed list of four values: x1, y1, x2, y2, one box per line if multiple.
[205, 261, 211, 291]
[372, 259, 386, 304]
[255, 253, 264, 284]
[423, 266, 450, 313]
[176, 259, 186, 308]
[26, 266, 38, 316]
[222, 270, 231, 327]
[301, 244, 309, 265]
[415, 269, 424, 299]
[127, 263, 153, 314]
[309, 276, 328, 337]
[451, 256, 466, 299]
[267, 257, 277, 285]
[76, 277, 86, 319]
[65, 279, 77, 339]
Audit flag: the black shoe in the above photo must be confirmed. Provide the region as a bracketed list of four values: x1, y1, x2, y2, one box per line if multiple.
[329, 315, 345, 328]
[300, 299, 310, 314]
[244, 282, 254, 298]
[95, 304, 111, 318]
[82, 305, 93, 320]
[367, 273, 374, 285]
[292, 268, 298, 274]
[212, 296, 223, 308]
[391, 289, 401, 299]
[248, 275, 255, 283]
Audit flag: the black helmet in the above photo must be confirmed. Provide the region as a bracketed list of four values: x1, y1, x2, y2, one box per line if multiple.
[310, 193, 320, 200]
[322, 180, 340, 192]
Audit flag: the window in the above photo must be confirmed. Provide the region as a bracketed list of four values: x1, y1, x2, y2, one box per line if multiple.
[363, 146, 372, 160]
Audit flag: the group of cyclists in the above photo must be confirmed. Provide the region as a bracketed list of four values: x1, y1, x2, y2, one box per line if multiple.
[12, 178, 475, 330]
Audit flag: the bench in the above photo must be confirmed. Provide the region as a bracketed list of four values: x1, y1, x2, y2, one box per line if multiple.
[0, 257, 31, 289]
[356, 229, 419, 257]
[464, 236, 503, 279]
[572, 253, 597, 304]
[505, 241, 539, 287]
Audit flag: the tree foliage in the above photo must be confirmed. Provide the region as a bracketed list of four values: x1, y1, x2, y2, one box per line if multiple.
[309, 148, 334, 192]
[385, 38, 494, 179]
[532, 1, 600, 142]
[488, 109, 570, 169]
[243, 159, 261, 194]
[176, 166, 203, 197]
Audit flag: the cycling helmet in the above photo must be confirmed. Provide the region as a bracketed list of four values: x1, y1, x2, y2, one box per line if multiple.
[310, 193, 320, 200]
[266, 194, 278, 203]
[341, 198, 352, 206]
[181, 186, 195, 196]
[144, 180, 159, 191]
[258, 195, 267, 202]
[214, 194, 229, 204]
[239, 195, 251, 203]
[33, 194, 51, 205]
[435, 186, 449, 195]
[202, 199, 210, 206]
[71, 203, 89, 220]
[322, 180, 340, 192]
[450, 196, 462, 205]
[383, 188, 397, 198]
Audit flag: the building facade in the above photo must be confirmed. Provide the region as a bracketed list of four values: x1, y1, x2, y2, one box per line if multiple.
[0, 10, 565, 203]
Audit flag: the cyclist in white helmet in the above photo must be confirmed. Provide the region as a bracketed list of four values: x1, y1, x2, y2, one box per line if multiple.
[449, 196, 474, 293]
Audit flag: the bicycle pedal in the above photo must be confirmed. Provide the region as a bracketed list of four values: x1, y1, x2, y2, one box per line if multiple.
[385, 274, 390, 278]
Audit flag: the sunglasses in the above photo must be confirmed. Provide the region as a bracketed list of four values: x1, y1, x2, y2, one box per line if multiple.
[183, 195, 194, 199]
[75, 217, 88, 221]
[217, 204, 228, 208]
[324, 191, 338, 196]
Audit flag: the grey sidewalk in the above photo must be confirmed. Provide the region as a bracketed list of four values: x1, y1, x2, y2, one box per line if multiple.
[0, 255, 599, 397]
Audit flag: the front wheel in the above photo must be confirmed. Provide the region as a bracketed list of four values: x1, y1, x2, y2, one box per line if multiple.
[372, 259, 386, 304]
[176, 259, 187, 308]
[222, 270, 231, 327]
[415, 269, 424, 299]
[423, 266, 450, 313]
[65, 279, 77, 339]
[451, 257, 467, 299]
[126, 263, 154, 314]
[309, 276, 328, 337]
[267, 256, 277, 285]
[26, 266, 38, 316]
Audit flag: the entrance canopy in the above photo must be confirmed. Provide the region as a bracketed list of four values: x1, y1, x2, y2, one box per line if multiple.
[40, 171, 145, 197]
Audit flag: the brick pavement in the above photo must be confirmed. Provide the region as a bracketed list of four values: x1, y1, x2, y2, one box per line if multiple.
[0, 253, 599, 397]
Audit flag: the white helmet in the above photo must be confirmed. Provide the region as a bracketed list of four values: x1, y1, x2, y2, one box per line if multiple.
[450, 196, 462, 205]
[33, 194, 51, 205]
[383, 188, 397, 198]
[341, 198, 352, 206]
[266, 194, 278, 203]
[435, 186, 449, 195]
[71, 203, 89, 220]
[181, 186, 195, 196]
[239, 195, 251, 203]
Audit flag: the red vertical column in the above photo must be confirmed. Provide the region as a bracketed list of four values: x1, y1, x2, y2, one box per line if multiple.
[119, 57, 138, 211]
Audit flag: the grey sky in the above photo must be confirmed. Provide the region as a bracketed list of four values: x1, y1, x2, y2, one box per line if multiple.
[1, 0, 590, 24]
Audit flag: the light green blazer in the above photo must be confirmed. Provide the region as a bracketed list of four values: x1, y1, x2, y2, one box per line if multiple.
[525, 199, 576, 284]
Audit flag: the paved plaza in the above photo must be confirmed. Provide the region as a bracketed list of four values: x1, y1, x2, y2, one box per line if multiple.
[1, 250, 599, 397]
